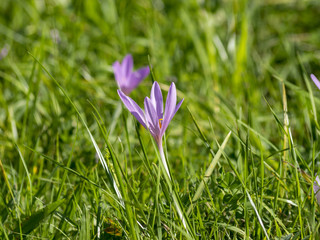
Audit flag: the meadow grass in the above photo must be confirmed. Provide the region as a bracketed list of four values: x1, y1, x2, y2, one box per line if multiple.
[1, 0, 320, 239]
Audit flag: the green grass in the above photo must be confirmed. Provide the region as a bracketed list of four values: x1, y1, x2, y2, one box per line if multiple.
[1, 0, 320, 239]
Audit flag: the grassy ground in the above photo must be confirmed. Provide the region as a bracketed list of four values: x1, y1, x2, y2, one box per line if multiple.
[1, 0, 320, 239]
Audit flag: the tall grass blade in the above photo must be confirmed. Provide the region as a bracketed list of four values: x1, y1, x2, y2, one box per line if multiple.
[187, 131, 231, 215]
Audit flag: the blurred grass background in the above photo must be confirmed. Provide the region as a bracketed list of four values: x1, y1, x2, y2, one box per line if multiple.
[1, 0, 320, 239]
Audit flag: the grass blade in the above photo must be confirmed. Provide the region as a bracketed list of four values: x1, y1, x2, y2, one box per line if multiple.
[187, 131, 231, 215]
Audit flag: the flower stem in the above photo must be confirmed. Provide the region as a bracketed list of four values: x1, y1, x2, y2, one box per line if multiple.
[158, 145, 192, 237]
[159, 145, 171, 180]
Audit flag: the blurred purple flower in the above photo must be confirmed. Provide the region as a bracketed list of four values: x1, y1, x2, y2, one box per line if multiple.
[311, 74, 320, 90]
[0, 44, 9, 60]
[50, 29, 61, 44]
[118, 81, 183, 148]
[314, 176, 320, 206]
[113, 54, 150, 95]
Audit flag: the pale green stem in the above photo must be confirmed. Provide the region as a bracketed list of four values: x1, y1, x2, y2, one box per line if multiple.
[158, 144, 188, 233]
[159, 144, 171, 180]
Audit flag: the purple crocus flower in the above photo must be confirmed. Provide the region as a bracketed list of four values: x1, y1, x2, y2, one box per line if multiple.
[113, 54, 150, 95]
[118, 81, 192, 234]
[314, 176, 320, 206]
[311, 74, 320, 90]
[118, 81, 183, 147]
[118, 81, 183, 178]
[0, 44, 9, 60]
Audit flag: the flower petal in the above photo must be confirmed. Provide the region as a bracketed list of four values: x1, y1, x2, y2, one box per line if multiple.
[161, 82, 176, 136]
[128, 66, 150, 90]
[150, 81, 163, 119]
[161, 99, 183, 135]
[314, 176, 320, 206]
[144, 97, 160, 137]
[118, 90, 147, 129]
[122, 54, 133, 78]
[311, 74, 320, 90]
[112, 61, 122, 87]
[172, 98, 184, 119]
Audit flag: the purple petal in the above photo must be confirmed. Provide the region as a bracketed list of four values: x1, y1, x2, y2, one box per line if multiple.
[311, 74, 320, 90]
[161, 99, 183, 135]
[144, 97, 160, 137]
[121, 66, 150, 94]
[172, 98, 184, 119]
[150, 81, 163, 119]
[314, 176, 320, 206]
[131, 66, 150, 87]
[122, 54, 133, 78]
[120, 86, 132, 95]
[161, 82, 177, 136]
[118, 90, 147, 129]
[134, 66, 150, 80]
[112, 61, 123, 87]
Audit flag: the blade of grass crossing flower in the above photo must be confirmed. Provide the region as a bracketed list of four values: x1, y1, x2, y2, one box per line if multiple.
[187, 131, 231, 215]
[28, 53, 124, 207]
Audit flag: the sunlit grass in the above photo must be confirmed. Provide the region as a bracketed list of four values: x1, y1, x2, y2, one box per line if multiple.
[1, 0, 320, 239]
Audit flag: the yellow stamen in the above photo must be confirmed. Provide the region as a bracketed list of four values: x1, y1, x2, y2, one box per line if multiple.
[159, 118, 163, 129]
